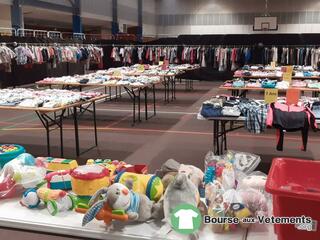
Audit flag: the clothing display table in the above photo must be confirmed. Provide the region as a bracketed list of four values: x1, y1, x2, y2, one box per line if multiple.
[0, 93, 107, 157]
[205, 116, 320, 155]
[219, 85, 320, 98]
[37, 81, 157, 125]
[0, 198, 248, 240]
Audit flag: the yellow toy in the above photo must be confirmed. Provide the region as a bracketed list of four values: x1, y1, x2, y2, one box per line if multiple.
[37, 157, 78, 172]
[114, 172, 163, 202]
[86, 159, 117, 177]
[70, 165, 110, 197]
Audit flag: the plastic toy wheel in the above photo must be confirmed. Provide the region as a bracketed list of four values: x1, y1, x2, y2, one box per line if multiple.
[67, 195, 75, 210]
[47, 200, 58, 216]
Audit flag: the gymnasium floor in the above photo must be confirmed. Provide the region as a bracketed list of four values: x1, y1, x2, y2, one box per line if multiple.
[1, 81, 319, 173]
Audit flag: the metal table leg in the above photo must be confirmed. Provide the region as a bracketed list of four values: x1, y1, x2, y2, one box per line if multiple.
[145, 87, 148, 120]
[36, 109, 66, 157]
[153, 84, 156, 116]
[144, 85, 157, 120]
[72, 101, 99, 156]
[73, 106, 80, 156]
[124, 86, 142, 126]
[93, 101, 98, 146]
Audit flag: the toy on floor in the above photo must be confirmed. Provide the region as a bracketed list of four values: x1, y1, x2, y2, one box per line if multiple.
[81, 182, 162, 226]
[114, 172, 163, 202]
[0, 153, 46, 200]
[20, 187, 76, 216]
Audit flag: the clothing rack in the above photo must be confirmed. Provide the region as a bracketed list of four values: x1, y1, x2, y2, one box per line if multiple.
[105, 44, 320, 48]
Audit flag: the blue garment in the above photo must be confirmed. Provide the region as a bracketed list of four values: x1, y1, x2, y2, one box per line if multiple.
[245, 49, 252, 64]
[126, 191, 140, 213]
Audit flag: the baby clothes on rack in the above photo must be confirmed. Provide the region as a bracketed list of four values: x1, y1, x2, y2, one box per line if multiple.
[0, 45, 15, 72]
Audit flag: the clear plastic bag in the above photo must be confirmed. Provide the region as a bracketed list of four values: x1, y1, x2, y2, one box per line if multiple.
[237, 171, 267, 193]
[227, 150, 261, 174]
[204, 150, 261, 175]
[0, 153, 46, 200]
[237, 188, 269, 217]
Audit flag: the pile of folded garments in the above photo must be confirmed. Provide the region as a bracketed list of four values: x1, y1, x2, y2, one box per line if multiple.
[200, 96, 242, 118]
[0, 88, 101, 108]
[117, 75, 160, 87]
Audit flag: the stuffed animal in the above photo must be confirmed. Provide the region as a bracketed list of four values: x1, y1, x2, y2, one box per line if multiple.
[163, 173, 200, 221]
[155, 159, 204, 190]
[82, 182, 162, 226]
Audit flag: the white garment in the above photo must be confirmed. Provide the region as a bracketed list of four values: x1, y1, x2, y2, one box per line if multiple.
[272, 47, 278, 63]
[174, 209, 198, 230]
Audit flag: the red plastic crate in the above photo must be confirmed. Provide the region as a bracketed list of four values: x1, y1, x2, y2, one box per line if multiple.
[266, 158, 320, 240]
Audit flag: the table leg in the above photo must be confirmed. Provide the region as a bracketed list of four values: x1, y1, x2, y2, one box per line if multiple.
[173, 77, 176, 100]
[145, 87, 148, 120]
[138, 88, 141, 122]
[153, 84, 156, 116]
[213, 120, 218, 155]
[164, 78, 167, 103]
[36, 112, 51, 155]
[73, 106, 80, 156]
[93, 101, 98, 146]
[133, 90, 136, 125]
[115, 86, 118, 100]
[59, 110, 65, 157]
[36, 111, 66, 157]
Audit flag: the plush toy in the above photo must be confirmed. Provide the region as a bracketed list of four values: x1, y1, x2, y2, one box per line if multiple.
[114, 172, 163, 202]
[82, 182, 162, 226]
[163, 173, 200, 221]
[20, 187, 76, 216]
[155, 172, 204, 238]
[155, 159, 204, 190]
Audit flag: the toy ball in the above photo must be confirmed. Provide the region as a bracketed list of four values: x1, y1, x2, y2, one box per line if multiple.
[20, 188, 40, 209]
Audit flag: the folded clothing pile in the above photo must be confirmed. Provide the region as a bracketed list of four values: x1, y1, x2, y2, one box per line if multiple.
[0, 88, 101, 108]
[200, 96, 241, 118]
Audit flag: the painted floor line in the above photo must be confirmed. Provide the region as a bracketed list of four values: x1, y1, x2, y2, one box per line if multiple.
[96, 108, 198, 115]
[2, 127, 320, 143]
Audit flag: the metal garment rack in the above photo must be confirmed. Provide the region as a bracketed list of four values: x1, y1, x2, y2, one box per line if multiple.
[104, 44, 320, 48]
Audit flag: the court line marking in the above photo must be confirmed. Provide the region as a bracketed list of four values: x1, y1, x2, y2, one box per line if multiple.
[2, 127, 320, 142]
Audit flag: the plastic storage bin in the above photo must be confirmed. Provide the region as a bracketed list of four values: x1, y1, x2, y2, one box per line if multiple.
[266, 158, 320, 240]
[0, 144, 25, 169]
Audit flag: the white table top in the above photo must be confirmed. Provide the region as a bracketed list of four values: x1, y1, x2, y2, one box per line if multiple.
[0, 198, 247, 240]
